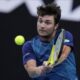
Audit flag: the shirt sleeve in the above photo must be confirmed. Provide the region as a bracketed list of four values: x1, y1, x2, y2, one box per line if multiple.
[22, 41, 36, 65]
[64, 31, 74, 47]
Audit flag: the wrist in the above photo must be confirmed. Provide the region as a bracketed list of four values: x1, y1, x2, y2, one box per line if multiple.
[37, 66, 46, 75]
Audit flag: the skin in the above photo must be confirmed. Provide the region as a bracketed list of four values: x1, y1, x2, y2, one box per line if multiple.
[37, 15, 58, 41]
[24, 15, 71, 78]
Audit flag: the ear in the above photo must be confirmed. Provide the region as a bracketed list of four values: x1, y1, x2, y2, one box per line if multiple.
[54, 24, 59, 30]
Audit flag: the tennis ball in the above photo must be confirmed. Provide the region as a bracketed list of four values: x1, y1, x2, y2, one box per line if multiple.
[14, 35, 25, 45]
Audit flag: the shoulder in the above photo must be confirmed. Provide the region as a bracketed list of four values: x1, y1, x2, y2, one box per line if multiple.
[63, 29, 74, 47]
[56, 29, 73, 41]
[22, 40, 32, 54]
[22, 36, 39, 50]
[22, 41, 32, 49]
[64, 30, 73, 42]
[22, 40, 36, 64]
[64, 30, 73, 38]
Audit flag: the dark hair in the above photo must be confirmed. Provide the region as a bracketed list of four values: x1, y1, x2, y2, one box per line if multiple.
[37, 3, 61, 24]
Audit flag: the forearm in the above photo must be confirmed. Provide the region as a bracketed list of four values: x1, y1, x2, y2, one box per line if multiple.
[27, 66, 45, 78]
[54, 54, 67, 66]
[55, 45, 71, 66]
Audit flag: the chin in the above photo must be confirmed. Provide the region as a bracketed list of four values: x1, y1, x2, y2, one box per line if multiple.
[39, 33, 47, 37]
[39, 34, 50, 38]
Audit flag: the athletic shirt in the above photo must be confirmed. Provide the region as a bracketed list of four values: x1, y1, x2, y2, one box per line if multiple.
[22, 29, 77, 80]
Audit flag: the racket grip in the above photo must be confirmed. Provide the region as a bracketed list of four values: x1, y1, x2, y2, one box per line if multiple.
[47, 60, 55, 65]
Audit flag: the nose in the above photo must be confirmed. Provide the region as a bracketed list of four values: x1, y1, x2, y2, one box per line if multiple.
[40, 22, 46, 28]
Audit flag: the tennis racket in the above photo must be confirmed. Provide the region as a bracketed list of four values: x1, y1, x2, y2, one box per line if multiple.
[47, 29, 64, 65]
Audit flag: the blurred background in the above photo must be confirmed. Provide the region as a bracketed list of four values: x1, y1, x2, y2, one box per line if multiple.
[1, 0, 80, 80]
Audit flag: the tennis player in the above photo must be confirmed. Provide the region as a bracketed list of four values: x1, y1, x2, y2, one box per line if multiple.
[22, 3, 78, 80]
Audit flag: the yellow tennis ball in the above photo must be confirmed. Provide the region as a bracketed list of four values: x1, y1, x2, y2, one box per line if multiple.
[14, 35, 25, 45]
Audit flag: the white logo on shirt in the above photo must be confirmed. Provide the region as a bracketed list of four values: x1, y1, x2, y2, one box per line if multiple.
[64, 39, 70, 42]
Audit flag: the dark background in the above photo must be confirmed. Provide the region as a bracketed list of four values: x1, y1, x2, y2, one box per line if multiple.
[1, 0, 80, 80]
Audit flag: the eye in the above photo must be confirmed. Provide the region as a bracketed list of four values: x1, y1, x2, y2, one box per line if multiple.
[45, 21, 51, 25]
[38, 19, 43, 23]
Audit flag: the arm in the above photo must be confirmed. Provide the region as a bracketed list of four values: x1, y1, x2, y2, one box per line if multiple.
[22, 41, 50, 78]
[54, 31, 74, 66]
[55, 45, 71, 66]
[24, 59, 47, 78]
[22, 41, 42, 78]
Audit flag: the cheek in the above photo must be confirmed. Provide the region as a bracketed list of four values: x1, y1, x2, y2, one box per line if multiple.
[46, 26, 56, 34]
[37, 22, 40, 28]
[37, 22, 39, 29]
[48, 28, 54, 34]
[47, 26, 54, 31]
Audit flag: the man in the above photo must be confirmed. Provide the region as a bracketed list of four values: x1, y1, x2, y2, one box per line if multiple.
[22, 3, 78, 80]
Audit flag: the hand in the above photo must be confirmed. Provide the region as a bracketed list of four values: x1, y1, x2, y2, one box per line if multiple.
[43, 61, 53, 73]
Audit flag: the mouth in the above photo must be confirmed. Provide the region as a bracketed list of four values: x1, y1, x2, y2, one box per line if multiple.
[38, 30, 48, 35]
[39, 30, 47, 34]
[39, 29, 46, 32]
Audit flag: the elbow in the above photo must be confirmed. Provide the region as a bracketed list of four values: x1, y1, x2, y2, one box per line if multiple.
[29, 74, 34, 78]
[28, 71, 39, 78]
[28, 74, 36, 78]
[25, 67, 40, 78]
[24, 64, 41, 78]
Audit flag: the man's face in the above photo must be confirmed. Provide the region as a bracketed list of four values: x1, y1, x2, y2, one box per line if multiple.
[37, 15, 58, 37]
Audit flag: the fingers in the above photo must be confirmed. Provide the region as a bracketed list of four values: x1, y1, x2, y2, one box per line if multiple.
[43, 61, 53, 67]
[43, 61, 48, 66]
[43, 61, 54, 71]
[48, 63, 53, 68]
